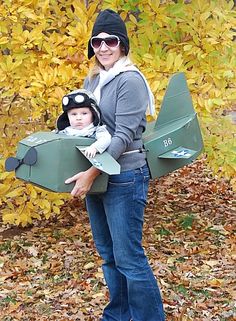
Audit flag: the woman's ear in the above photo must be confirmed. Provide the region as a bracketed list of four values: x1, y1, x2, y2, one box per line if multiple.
[121, 45, 125, 53]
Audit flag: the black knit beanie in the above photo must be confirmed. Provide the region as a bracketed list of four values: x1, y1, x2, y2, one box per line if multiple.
[88, 9, 130, 59]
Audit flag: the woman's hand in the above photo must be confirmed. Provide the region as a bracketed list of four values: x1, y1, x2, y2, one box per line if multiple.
[65, 167, 100, 197]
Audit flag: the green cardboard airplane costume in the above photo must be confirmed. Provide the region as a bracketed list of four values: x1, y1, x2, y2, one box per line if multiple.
[5, 73, 204, 193]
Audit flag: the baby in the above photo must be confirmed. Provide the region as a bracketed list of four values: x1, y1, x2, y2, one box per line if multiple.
[56, 89, 111, 158]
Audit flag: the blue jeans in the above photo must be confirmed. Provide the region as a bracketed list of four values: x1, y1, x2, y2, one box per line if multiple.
[86, 164, 165, 321]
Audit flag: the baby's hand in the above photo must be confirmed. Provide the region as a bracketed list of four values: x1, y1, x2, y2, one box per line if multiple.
[84, 146, 97, 158]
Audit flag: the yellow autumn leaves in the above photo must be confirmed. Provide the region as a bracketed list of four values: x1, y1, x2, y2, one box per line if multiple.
[0, 0, 235, 226]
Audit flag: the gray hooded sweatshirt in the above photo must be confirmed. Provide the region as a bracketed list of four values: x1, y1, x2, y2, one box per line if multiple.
[84, 71, 149, 172]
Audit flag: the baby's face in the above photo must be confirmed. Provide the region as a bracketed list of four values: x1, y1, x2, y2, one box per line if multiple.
[67, 107, 93, 130]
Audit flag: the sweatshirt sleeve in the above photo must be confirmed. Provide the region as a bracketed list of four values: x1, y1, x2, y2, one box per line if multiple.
[107, 73, 148, 160]
[90, 125, 111, 154]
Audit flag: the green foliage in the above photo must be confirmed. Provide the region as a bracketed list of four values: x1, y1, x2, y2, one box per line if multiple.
[179, 213, 195, 230]
[0, 0, 235, 225]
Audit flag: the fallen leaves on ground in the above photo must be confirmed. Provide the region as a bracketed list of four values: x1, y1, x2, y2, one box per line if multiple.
[0, 159, 235, 321]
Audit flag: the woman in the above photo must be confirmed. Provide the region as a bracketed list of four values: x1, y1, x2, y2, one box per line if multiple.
[65, 9, 165, 321]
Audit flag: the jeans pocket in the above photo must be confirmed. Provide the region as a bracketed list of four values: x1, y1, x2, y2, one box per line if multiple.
[134, 167, 150, 205]
[108, 170, 135, 187]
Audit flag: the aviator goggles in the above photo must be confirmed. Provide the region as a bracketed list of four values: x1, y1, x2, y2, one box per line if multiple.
[62, 93, 87, 108]
[90, 35, 120, 50]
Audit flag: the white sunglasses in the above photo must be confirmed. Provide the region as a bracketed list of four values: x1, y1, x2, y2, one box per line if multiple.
[90, 35, 120, 50]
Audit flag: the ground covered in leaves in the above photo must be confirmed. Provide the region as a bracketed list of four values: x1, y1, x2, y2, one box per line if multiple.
[0, 159, 235, 321]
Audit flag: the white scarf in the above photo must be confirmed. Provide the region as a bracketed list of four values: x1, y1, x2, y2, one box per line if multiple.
[62, 123, 96, 137]
[93, 57, 156, 116]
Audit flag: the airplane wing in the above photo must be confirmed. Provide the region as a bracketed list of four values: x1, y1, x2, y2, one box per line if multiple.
[158, 146, 197, 159]
[76, 146, 120, 175]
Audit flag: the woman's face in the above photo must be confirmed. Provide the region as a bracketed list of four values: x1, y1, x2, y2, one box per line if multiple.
[92, 32, 123, 70]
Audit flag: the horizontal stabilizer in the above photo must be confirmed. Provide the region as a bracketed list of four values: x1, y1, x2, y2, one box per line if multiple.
[158, 146, 197, 159]
[76, 146, 120, 175]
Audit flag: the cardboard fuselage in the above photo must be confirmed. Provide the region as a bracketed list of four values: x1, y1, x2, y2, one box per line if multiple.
[8, 72, 204, 194]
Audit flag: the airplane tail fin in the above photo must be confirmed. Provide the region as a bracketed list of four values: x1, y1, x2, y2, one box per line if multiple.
[154, 72, 195, 129]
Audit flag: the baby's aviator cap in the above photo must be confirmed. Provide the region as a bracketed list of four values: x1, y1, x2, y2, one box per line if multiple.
[57, 89, 101, 130]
